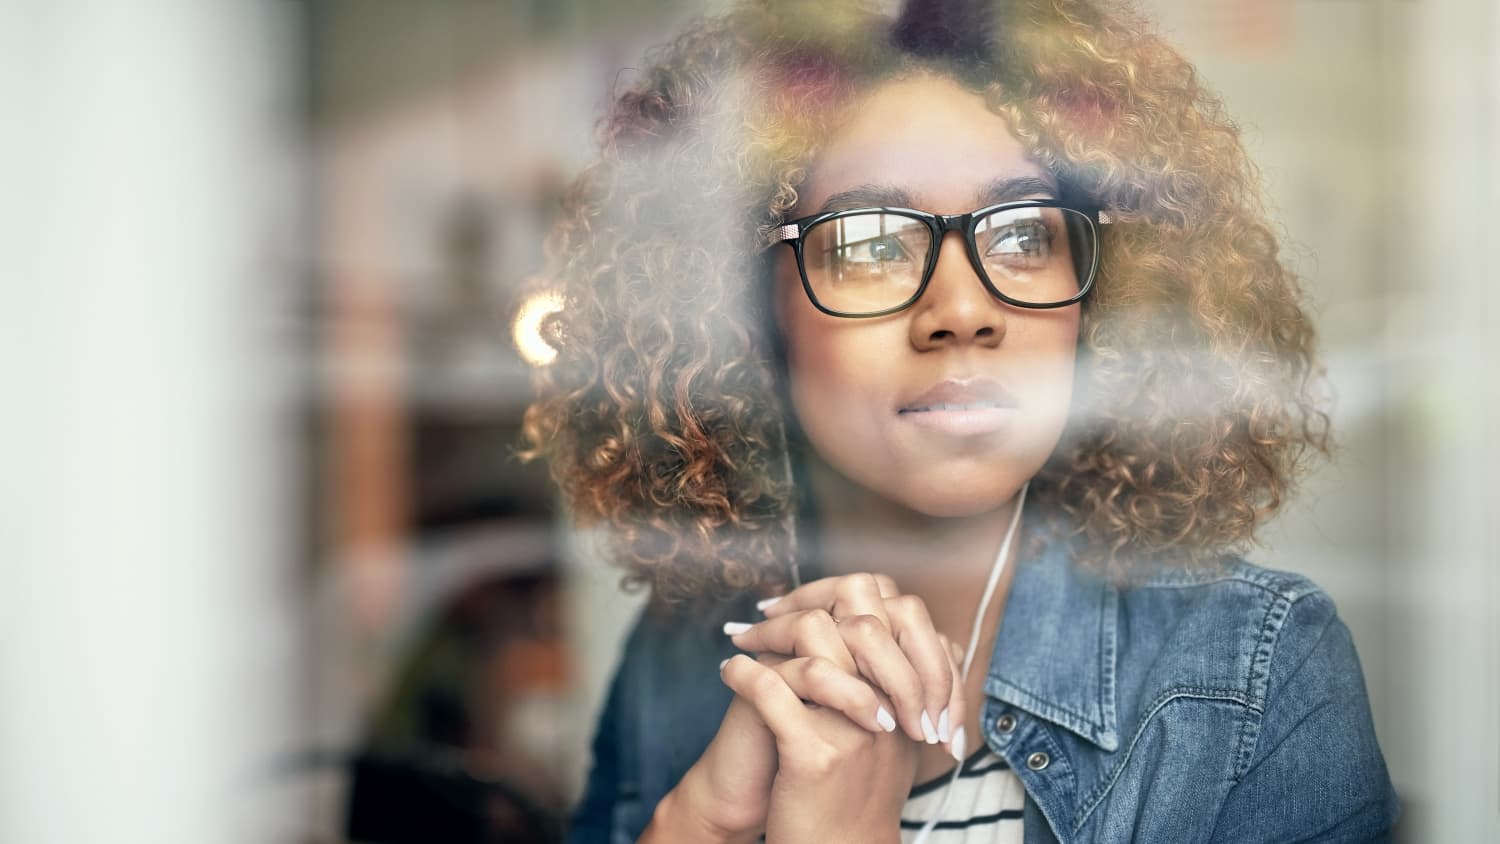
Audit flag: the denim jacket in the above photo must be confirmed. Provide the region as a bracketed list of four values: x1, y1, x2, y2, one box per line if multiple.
[567, 537, 1400, 843]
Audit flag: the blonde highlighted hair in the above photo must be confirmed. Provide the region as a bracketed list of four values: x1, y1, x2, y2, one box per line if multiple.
[523, 0, 1331, 608]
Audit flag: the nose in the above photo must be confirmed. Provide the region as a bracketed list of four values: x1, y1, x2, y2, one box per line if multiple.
[908, 230, 1007, 351]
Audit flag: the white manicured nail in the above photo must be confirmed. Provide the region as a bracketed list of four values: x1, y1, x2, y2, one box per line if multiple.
[938, 707, 951, 743]
[920, 711, 939, 744]
[756, 596, 782, 612]
[718, 658, 730, 672]
[722, 622, 753, 635]
[951, 726, 967, 761]
[876, 706, 897, 732]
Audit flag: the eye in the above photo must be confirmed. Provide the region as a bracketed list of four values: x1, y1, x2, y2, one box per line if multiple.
[982, 220, 1051, 265]
[841, 234, 911, 264]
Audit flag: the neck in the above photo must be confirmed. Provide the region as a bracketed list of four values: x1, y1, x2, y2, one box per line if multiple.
[804, 453, 1026, 648]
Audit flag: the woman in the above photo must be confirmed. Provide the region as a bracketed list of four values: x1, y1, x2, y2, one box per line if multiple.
[524, 0, 1399, 841]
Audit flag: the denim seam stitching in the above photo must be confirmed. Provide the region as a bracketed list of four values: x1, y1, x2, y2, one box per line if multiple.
[985, 679, 1102, 744]
[1233, 591, 1294, 781]
[984, 582, 1121, 749]
[1134, 571, 1316, 601]
[1072, 686, 1254, 831]
[1097, 586, 1119, 750]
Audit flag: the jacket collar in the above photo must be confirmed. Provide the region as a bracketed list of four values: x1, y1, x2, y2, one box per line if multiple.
[983, 537, 1121, 752]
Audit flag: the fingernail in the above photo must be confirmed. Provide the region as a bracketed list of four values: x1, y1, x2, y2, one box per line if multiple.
[938, 707, 951, 743]
[950, 726, 967, 762]
[718, 658, 730, 672]
[755, 596, 782, 612]
[920, 711, 939, 744]
[876, 705, 896, 732]
[722, 622, 753, 635]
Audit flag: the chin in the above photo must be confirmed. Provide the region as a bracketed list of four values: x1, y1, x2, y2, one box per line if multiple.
[885, 475, 1027, 520]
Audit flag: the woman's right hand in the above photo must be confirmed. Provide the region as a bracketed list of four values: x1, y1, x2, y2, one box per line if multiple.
[640, 651, 901, 843]
[643, 574, 967, 841]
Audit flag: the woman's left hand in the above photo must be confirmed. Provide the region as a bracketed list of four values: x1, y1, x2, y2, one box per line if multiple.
[719, 652, 917, 844]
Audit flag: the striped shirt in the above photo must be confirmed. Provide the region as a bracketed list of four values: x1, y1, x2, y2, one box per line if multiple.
[899, 746, 1025, 842]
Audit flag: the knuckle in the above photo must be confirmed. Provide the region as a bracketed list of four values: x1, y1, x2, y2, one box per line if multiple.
[801, 749, 839, 778]
[801, 656, 837, 686]
[889, 593, 932, 624]
[758, 654, 790, 671]
[886, 593, 918, 615]
[789, 741, 849, 777]
[841, 613, 886, 638]
[849, 572, 881, 597]
[798, 608, 835, 632]
[872, 573, 900, 596]
[748, 666, 785, 700]
[910, 598, 935, 624]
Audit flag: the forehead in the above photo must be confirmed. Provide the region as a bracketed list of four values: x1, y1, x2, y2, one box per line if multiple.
[798, 72, 1050, 213]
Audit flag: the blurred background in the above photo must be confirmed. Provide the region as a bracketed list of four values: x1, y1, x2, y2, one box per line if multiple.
[3, 0, 1495, 842]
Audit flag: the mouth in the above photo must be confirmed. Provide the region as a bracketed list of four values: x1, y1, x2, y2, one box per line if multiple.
[898, 377, 1019, 414]
[896, 378, 1019, 436]
[900, 400, 1014, 413]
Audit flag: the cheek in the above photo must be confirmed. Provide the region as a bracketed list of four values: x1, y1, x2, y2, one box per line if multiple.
[778, 278, 885, 414]
[1013, 312, 1081, 415]
[774, 271, 900, 460]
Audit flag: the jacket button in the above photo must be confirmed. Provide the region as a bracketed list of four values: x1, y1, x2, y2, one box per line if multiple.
[997, 714, 1017, 733]
[1026, 751, 1050, 771]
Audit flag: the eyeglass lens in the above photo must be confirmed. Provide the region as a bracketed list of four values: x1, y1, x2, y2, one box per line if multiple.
[800, 207, 1095, 315]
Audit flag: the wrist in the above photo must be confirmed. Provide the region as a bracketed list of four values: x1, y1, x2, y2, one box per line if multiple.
[764, 815, 902, 844]
[642, 785, 760, 844]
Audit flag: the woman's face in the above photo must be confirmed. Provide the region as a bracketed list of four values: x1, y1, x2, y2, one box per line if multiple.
[775, 72, 1081, 519]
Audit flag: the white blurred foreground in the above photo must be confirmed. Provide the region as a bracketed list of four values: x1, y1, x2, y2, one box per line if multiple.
[2, 3, 299, 843]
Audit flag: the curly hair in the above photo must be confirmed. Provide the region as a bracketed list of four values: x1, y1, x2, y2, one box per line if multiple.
[522, 0, 1331, 608]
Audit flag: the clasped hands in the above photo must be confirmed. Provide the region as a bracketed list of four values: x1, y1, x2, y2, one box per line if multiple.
[651, 573, 968, 844]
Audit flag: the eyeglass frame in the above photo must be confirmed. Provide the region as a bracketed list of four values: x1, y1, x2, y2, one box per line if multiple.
[771, 199, 1112, 319]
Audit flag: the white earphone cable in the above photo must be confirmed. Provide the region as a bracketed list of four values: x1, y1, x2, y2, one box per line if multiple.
[909, 481, 1028, 844]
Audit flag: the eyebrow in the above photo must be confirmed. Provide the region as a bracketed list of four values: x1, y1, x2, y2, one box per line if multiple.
[975, 175, 1059, 205]
[812, 175, 1060, 216]
[815, 185, 914, 214]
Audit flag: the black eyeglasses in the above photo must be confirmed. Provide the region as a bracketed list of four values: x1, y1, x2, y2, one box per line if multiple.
[772, 200, 1109, 318]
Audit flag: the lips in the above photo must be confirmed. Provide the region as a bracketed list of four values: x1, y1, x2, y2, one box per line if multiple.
[896, 377, 1020, 437]
[898, 377, 1019, 414]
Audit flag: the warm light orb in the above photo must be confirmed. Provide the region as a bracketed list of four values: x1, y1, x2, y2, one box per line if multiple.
[512, 290, 566, 366]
